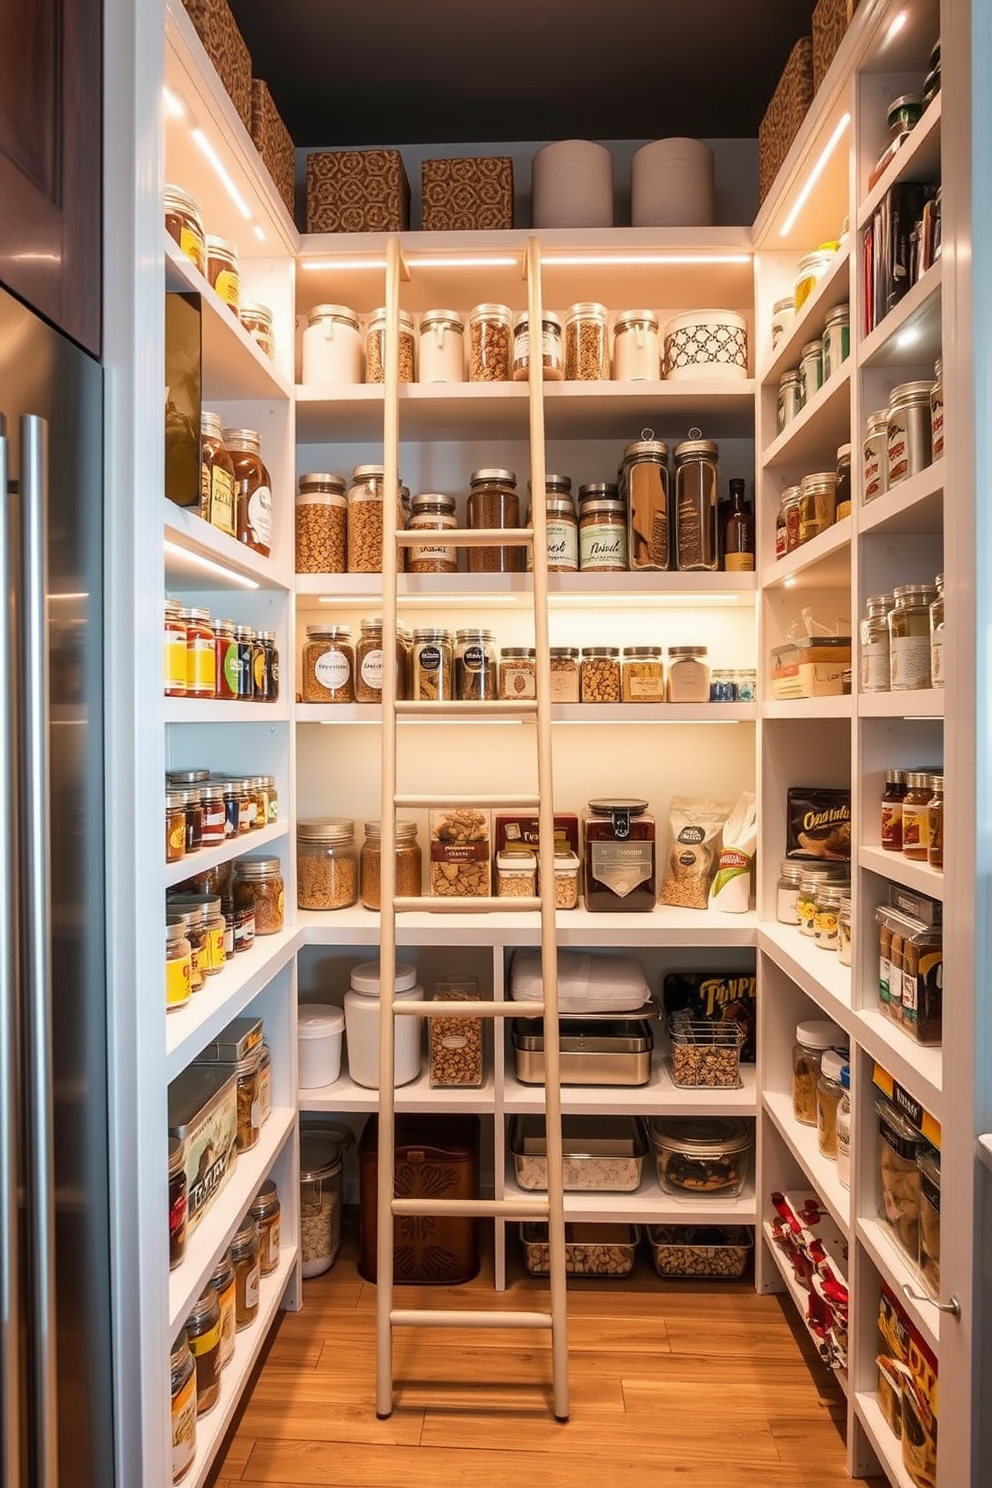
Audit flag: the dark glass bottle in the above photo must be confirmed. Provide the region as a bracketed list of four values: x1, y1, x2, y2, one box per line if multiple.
[722, 478, 755, 572]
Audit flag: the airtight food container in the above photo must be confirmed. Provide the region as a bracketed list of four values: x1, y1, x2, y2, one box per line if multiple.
[297, 1004, 345, 1089]
[509, 1115, 648, 1192]
[647, 1116, 752, 1197]
[519, 1222, 639, 1277]
[511, 1014, 654, 1086]
[646, 1224, 753, 1278]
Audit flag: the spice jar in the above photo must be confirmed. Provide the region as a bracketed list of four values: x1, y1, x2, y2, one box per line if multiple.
[613, 309, 660, 381]
[209, 1252, 237, 1371]
[164, 183, 206, 273]
[429, 977, 484, 1087]
[882, 769, 908, 851]
[412, 627, 454, 701]
[166, 794, 187, 866]
[673, 437, 719, 571]
[838, 896, 852, 966]
[835, 444, 852, 520]
[224, 428, 273, 557]
[185, 1286, 222, 1416]
[302, 304, 362, 383]
[777, 370, 802, 432]
[512, 311, 564, 381]
[564, 301, 609, 379]
[580, 646, 621, 703]
[348, 464, 398, 574]
[817, 1048, 847, 1158]
[229, 874, 256, 953]
[583, 799, 656, 912]
[299, 1124, 349, 1276]
[233, 1045, 261, 1152]
[303, 624, 355, 703]
[230, 1217, 260, 1331]
[467, 468, 522, 574]
[233, 855, 284, 934]
[902, 772, 934, 861]
[549, 646, 580, 702]
[864, 408, 890, 502]
[257, 1039, 271, 1126]
[239, 301, 274, 360]
[797, 866, 849, 936]
[666, 646, 710, 703]
[889, 584, 937, 690]
[365, 307, 415, 383]
[173, 892, 226, 974]
[821, 304, 850, 380]
[931, 356, 943, 459]
[468, 303, 512, 381]
[164, 601, 187, 698]
[233, 626, 255, 703]
[887, 381, 934, 485]
[169, 1136, 188, 1269]
[250, 1180, 281, 1277]
[709, 669, 738, 702]
[622, 646, 664, 702]
[814, 881, 845, 951]
[455, 629, 498, 700]
[927, 774, 944, 870]
[170, 1331, 197, 1482]
[798, 339, 823, 406]
[499, 647, 537, 700]
[165, 918, 192, 1010]
[836, 1065, 852, 1187]
[418, 308, 465, 383]
[930, 574, 944, 688]
[360, 819, 422, 909]
[623, 436, 670, 571]
[792, 1019, 846, 1125]
[860, 593, 894, 693]
[200, 411, 236, 535]
[407, 492, 458, 573]
[798, 470, 837, 543]
[297, 818, 359, 910]
[253, 634, 276, 703]
[354, 617, 384, 702]
[527, 494, 578, 573]
[175, 905, 205, 992]
[776, 860, 804, 924]
[204, 234, 240, 315]
[296, 473, 348, 574]
[782, 486, 803, 553]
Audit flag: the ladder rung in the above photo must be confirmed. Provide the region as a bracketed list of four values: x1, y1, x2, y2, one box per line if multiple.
[397, 527, 533, 548]
[394, 793, 540, 809]
[395, 700, 538, 717]
[392, 999, 546, 1018]
[391, 1308, 553, 1330]
[391, 1196, 549, 1220]
[394, 895, 542, 914]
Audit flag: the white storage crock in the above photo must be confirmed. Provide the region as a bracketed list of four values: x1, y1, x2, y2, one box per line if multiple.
[663, 309, 749, 381]
[532, 139, 614, 228]
[630, 137, 715, 228]
[344, 959, 423, 1088]
[297, 1004, 345, 1089]
[301, 303, 363, 384]
[418, 308, 465, 383]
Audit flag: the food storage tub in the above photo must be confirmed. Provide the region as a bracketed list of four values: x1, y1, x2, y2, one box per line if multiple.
[299, 1119, 352, 1277]
[646, 1224, 753, 1278]
[297, 1003, 345, 1089]
[666, 1015, 744, 1089]
[519, 1222, 639, 1277]
[648, 1116, 752, 1197]
[876, 1095, 925, 1263]
[509, 1115, 648, 1192]
[511, 1015, 654, 1086]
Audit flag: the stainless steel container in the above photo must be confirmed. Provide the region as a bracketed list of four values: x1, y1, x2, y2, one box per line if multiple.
[887, 380, 934, 485]
[511, 1016, 654, 1085]
[509, 1114, 649, 1191]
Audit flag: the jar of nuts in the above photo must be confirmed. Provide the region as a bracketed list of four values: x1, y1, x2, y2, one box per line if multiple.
[564, 301, 609, 380]
[455, 629, 498, 700]
[360, 819, 422, 909]
[467, 468, 523, 574]
[297, 818, 359, 910]
[296, 473, 347, 574]
[407, 492, 458, 573]
[302, 624, 355, 702]
[580, 646, 621, 703]
[468, 303, 512, 382]
[365, 307, 415, 383]
[429, 976, 484, 1088]
[549, 646, 580, 702]
[412, 627, 454, 701]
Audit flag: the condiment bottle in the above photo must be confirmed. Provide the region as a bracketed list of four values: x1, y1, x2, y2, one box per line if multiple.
[200, 411, 236, 535]
[224, 428, 273, 557]
[722, 477, 755, 571]
[927, 774, 944, 869]
[881, 769, 908, 851]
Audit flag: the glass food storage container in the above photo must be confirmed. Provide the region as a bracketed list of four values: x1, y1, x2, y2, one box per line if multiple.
[512, 311, 563, 381]
[836, 1064, 852, 1187]
[814, 881, 845, 951]
[579, 498, 627, 571]
[510, 1114, 648, 1192]
[164, 184, 206, 272]
[200, 410, 236, 535]
[407, 491, 458, 574]
[355, 617, 384, 702]
[230, 1218, 260, 1331]
[499, 647, 537, 700]
[821, 303, 850, 379]
[299, 1122, 352, 1276]
[666, 646, 710, 703]
[520, 1221, 640, 1277]
[454, 629, 498, 700]
[838, 896, 852, 965]
[429, 975, 484, 1089]
[798, 470, 837, 544]
[647, 1224, 753, 1279]
[496, 847, 537, 898]
[793, 247, 836, 310]
[621, 647, 664, 702]
[468, 302, 512, 381]
[648, 1116, 752, 1197]
[208, 1251, 237, 1371]
[301, 304, 362, 383]
[467, 468, 522, 574]
[876, 1095, 925, 1263]
[170, 1330, 197, 1482]
[798, 339, 823, 405]
[302, 623, 354, 702]
[223, 428, 273, 557]
[553, 850, 581, 909]
[365, 307, 415, 383]
[296, 473, 347, 574]
[889, 584, 937, 690]
[612, 309, 660, 380]
[793, 1018, 846, 1125]
[860, 592, 894, 693]
[549, 646, 580, 702]
[901, 772, 934, 861]
[185, 1286, 221, 1416]
[777, 370, 802, 432]
[297, 818, 359, 910]
[564, 301, 609, 379]
[622, 436, 670, 571]
[776, 860, 804, 924]
[580, 647, 621, 703]
[583, 798, 656, 912]
[360, 819, 422, 909]
[204, 234, 240, 315]
[527, 495, 578, 572]
[233, 855, 284, 935]
[927, 774, 944, 870]
[673, 437, 719, 571]
[239, 300, 274, 360]
[348, 464, 404, 574]
[249, 1180, 281, 1277]
[931, 356, 943, 459]
[418, 308, 465, 382]
[413, 627, 454, 701]
[797, 866, 849, 936]
[918, 1146, 940, 1297]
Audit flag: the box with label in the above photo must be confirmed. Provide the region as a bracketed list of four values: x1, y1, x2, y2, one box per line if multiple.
[758, 36, 815, 204]
[250, 78, 296, 219]
[168, 1064, 238, 1235]
[771, 636, 851, 699]
[421, 156, 514, 231]
[306, 149, 411, 233]
[182, 0, 252, 133]
[429, 808, 491, 898]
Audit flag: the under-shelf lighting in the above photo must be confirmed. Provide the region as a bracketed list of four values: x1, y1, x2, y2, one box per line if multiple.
[163, 540, 260, 589]
[253, 224, 267, 242]
[301, 258, 388, 271]
[192, 127, 252, 219]
[896, 326, 922, 349]
[783, 576, 798, 588]
[407, 255, 520, 269]
[541, 252, 751, 267]
[163, 86, 187, 120]
[885, 10, 909, 45]
[779, 112, 851, 238]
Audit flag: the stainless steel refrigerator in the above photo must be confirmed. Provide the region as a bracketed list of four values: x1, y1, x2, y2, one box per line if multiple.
[0, 285, 113, 1487]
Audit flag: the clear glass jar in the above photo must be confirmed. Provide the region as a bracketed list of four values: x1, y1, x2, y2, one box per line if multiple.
[170, 1331, 197, 1482]
[822, 303, 850, 380]
[296, 473, 348, 574]
[902, 772, 933, 861]
[303, 623, 354, 703]
[181, 607, 216, 699]
[468, 303, 513, 381]
[407, 492, 458, 573]
[365, 307, 415, 383]
[528, 495, 578, 572]
[928, 774, 944, 870]
[233, 1046, 261, 1152]
[836, 1065, 852, 1188]
[564, 301, 609, 379]
[455, 629, 498, 700]
[164, 183, 206, 272]
[348, 464, 394, 574]
[412, 627, 454, 701]
[777, 370, 802, 432]
[239, 300, 275, 360]
[864, 408, 890, 502]
[230, 1217, 260, 1331]
[224, 428, 272, 557]
[164, 600, 187, 698]
[794, 248, 835, 310]
[257, 1039, 271, 1126]
[299, 1123, 348, 1276]
[931, 356, 944, 459]
[797, 865, 849, 936]
[250, 1179, 281, 1277]
[860, 593, 895, 692]
[355, 617, 384, 702]
[792, 1018, 846, 1125]
[209, 1252, 237, 1371]
[580, 646, 621, 703]
[302, 304, 363, 383]
[838, 897, 852, 966]
[583, 798, 656, 911]
[771, 296, 795, 351]
[499, 647, 537, 700]
[185, 1286, 222, 1416]
[776, 860, 804, 924]
[798, 471, 837, 544]
[817, 1048, 846, 1158]
[709, 668, 738, 702]
[360, 819, 422, 908]
[204, 234, 240, 315]
[882, 769, 908, 851]
[666, 646, 709, 703]
[181, 788, 206, 852]
[169, 1136, 188, 1269]
[835, 443, 852, 520]
[814, 882, 845, 951]
[166, 793, 186, 866]
[673, 437, 719, 572]
[579, 498, 627, 571]
[782, 486, 802, 555]
[735, 667, 757, 701]
[212, 619, 237, 702]
[418, 308, 465, 383]
[169, 893, 225, 975]
[918, 1146, 941, 1296]
[889, 583, 937, 690]
[200, 410, 236, 535]
[622, 646, 664, 702]
[467, 468, 522, 574]
[512, 311, 563, 381]
[297, 818, 359, 910]
[798, 339, 823, 406]
[613, 309, 660, 380]
[233, 855, 285, 934]
[549, 646, 580, 702]
[930, 573, 944, 688]
[622, 436, 670, 571]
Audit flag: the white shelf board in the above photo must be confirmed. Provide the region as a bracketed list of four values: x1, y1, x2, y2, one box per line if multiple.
[762, 695, 853, 720]
[295, 570, 758, 603]
[857, 96, 942, 232]
[166, 925, 302, 1079]
[762, 1089, 851, 1239]
[505, 1171, 757, 1226]
[168, 1106, 296, 1333]
[164, 499, 293, 593]
[165, 698, 292, 724]
[853, 1008, 942, 1121]
[502, 1059, 758, 1119]
[165, 237, 292, 402]
[853, 1391, 916, 1488]
[857, 690, 944, 720]
[859, 260, 942, 370]
[186, 1245, 299, 1488]
[758, 922, 854, 1029]
[297, 701, 757, 725]
[761, 249, 852, 387]
[859, 845, 944, 900]
[858, 460, 944, 536]
[761, 1221, 849, 1395]
[299, 1064, 497, 1116]
[539, 379, 756, 440]
[164, 820, 288, 890]
[762, 516, 852, 589]
[763, 363, 852, 470]
[856, 1216, 940, 1354]
[979, 1134, 992, 1175]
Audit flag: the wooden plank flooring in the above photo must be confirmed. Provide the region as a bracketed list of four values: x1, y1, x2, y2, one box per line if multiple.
[207, 1218, 881, 1488]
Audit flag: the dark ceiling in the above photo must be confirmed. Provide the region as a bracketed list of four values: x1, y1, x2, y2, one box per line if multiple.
[229, 0, 818, 147]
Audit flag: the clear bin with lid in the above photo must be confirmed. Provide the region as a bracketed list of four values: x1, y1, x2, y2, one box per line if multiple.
[564, 301, 609, 379]
[296, 473, 347, 573]
[876, 1095, 926, 1262]
[299, 1121, 354, 1276]
[302, 304, 362, 383]
[344, 959, 424, 1088]
[468, 303, 513, 381]
[297, 817, 359, 910]
[793, 1018, 847, 1125]
[648, 1116, 752, 1197]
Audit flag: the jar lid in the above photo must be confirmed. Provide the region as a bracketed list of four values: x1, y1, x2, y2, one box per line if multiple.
[836, 443, 852, 460]
[929, 775, 944, 792]
[164, 183, 203, 217]
[796, 1018, 846, 1049]
[205, 233, 238, 258]
[368, 307, 415, 332]
[622, 646, 662, 658]
[297, 817, 355, 845]
[799, 868, 849, 889]
[587, 797, 648, 815]
[796, 249, 836, 272]
[469, 302, 512, 322]
[362, 818, 419, 841]
[669, 646, 708, 658]
[887, 93, 922, 119]
[893, 584, 936, 604]
[772, 296, 795, 313]
[577, 482, 618, 502]
[581, 646, 620, 658]
[778, 860, 804, 882]
[934, 572, 944, 587]
[166, 792, 186, 810]
[411, 491, 456, 513]
[240, 300, 272, 324]
[800, 339, 823, 357]
[885, 769, 908, 785]
[210, 1252, 235, 1284]
[890, 380, 935, 404]
[231, 1216, 258, 1249]
[824, 303, 850, 324]
[455, 628, 496, 642]
[299, 1127, 350, 1181]
[614, 308, 659, 331]
[501, 647, 536, 659]
[166, 916, 189, 942]
[866, 408, 890, 432]
[622, 437, 668, 461]
[236, 1045, 261, 1075]
[469, 468, 516, 486]
[221, 428, 261, 452]
[169, 1134, 185, 1174]
[497, 849, 536, 870]
[531, 498, 577, 520]
[234, 855, 283, 878]
[420, 308, 464, 331]
[352, 464, 385, 481]
[306, 623, 352, 640]
[647, 1116, 751, 1157]
[934, 356, 942, 380]
[413, 627, 451, 643]
[299, 472, 348, 494]
[554, 851, 581, 870]
[251, 1179, 279, 1215]
[580, 499, 624, 517]
[906, 771, 934, 789]
[179, 788, 201, 805]
[800, 471, 838, 492]
[201, 409, 225, 439]
[179, 607, 211, 624]
[867, 593, 894, 610]
[673, 439, 719, 461]
[349, 959, 418, 996]
[186, 1287, 220, 1328]
[298, 1004, 346, 1040]
[821, 1048, 847, 1083]
[307, 303, 359, 329]
[815, 883, 845, 905]
[360, 616, 384, 632]
[170, 892, 223, 915]
[564, 301, 608, 321]
[779, 370, 801, 387]
[527, 472, 573, 493]
[550, 646, 579, 659]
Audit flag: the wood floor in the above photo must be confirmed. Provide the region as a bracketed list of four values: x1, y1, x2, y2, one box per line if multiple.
[209, 1218, 878, 1488]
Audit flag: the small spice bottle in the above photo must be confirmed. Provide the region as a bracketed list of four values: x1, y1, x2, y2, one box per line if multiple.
[407, 492, 458, 573]
[817, 1048, 847, 1159]
[864, 408, 890, 502]
[579, 498, 627, 571]
[792, 1019, 845, 1125]
[468, 303, 513, 381]
[512, 311, 564, 381]
[233, 855, 285, 934]
[296, 473, 348, 574]
[166, 793, 187, 865]
[455, 629, 498, 701]
[838, 897, 853, 966]
[230, 1217, 261, 1331]
[889, 584, 937, 690]
[297, 818, 359, 910]
[580, 646, 621, 703]
[185, 1286, 222, 1416]
[549, 646, 580, 702]
[365, 307, 416, 383]
[164, 601, 187, 697]
[175, 905, 205, 993]
[169, 1136, 188, 1269]
[881, 769, 908, 850]
[666, 647, 710, 703]
[901, 773, 934, 861]
[164, 183, 206, 272]
[239, 301, 275, 360]
[564, 301, 610, 379]
[776, 860, 804, 924]
[200, 411, 236, 536]
[249, 1180, 281, 1276]
[621, 646, 664, 702]
[355, 617, 384, 702]
[181, 608, 216, 698]
[204, 234, 240, 315]
[224, 428, 273, 558]
[303, 624, 355, 703]
[257, 1039, 271, 1126]
[930, 574, 944, 688]
[412, 627, 454, 701]
[418, 308, 465, 383]
[209, 1252, 237, 1370]
[170, 1331, 197, 1482]
[836, 1065, 852, 1187]
[814, 881, 845, 951]
[232, 1046, 261, 1152]
[499, 647, 537, 700]
[360, 819, 422, 909]
[583, 799, 656, 912]
[927, 775, 944, 869]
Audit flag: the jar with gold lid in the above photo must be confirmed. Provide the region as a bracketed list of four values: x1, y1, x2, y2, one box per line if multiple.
[204, 234, 240, 316]
[223, 428, 272, 557]
[233, 855, 285, 934]
[164, 184, 206, 273]
[239, 301, 275, 360]
[798, 470, 837, 544]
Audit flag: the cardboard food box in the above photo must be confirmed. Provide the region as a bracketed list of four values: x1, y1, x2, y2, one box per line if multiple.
[812, 0, 859, 93]
[181, 0, 252, 133]
[429, 807, 491, 898]
[421, 156, 514, 231]
[306, 148, 411, 233]
[771, 636, 851, 698]
[250, 78, 296, 220]
[758, 35, 815, 204]
[168, 1063, 238, 1235]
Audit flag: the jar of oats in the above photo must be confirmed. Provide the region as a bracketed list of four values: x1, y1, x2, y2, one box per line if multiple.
[564, 302, 610, 380]
[360, 819, 422, 909]
[297, 819, 359, 910]
[303, 624, 354, 702]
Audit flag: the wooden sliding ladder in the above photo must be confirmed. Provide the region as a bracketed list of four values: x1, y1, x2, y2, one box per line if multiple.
[374, 234, 569, 1421]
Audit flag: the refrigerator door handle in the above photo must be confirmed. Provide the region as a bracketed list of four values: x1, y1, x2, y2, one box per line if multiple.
[20, 414, 59, 1488]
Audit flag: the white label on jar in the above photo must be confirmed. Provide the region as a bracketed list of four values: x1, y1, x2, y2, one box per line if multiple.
[776, 886, 800, 924]
[248, 483, 273, 544]
[361, 648, 383, 689]
[441, 1034, 469, 1050]
[889, 634, 931, 690]
[931, 631, 944, 686]
[250, 1099, 260, 1130]
[579, 523, 624, 569]
[502, 665, 536, 698]
[414, 542, 456, 567]
[540, 325, 559, 362]
[861, 639, 890, 692]
[315, 647, 350, 691]
[463, 644, 485, 671]
[626, 670, 662, 699]
[245, 1262, 260, 1310]
[546, 519, 578, 569]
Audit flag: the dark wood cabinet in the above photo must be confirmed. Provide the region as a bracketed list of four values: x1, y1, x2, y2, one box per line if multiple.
[0, 0, 102, 356]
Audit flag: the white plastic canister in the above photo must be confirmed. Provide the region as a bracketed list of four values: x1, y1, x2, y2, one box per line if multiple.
[297, 1004, 345, 1089]
[343, 960, 423, 1088]
[630, 137, 715, 228]
[531, 140, 614, 228]
[301, 303, 362, 384]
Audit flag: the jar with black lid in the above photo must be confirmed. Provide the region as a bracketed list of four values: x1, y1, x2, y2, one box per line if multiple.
[467, 468, 522, 574]
[583, 799, 656, 912]
[200, 411, 236, 536]
[185, 1286, 222, 1416]
[577, 480, 619, 508]
[223, 427, 273, 557]
[169, 1136, 188, 1269]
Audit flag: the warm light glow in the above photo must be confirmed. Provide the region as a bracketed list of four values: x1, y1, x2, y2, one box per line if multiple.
[407, 255, 520, 269]
[252, 223, 267, 242]
[780, 113, 851, 237]
[783, 576, 798, 588]
[192, 127, 252, 219]
[163, 86, 187, 120]
[301, 258, 388, 271]
[316, 591, 747, 609]
[541, 253, 752, 267]
[885, 10, 909, 45]
[896, 326, 921, 349]
[163, 540, 260, 589]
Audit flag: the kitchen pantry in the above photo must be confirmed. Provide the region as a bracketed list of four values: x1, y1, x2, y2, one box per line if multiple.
[91, 0, 992, 1484]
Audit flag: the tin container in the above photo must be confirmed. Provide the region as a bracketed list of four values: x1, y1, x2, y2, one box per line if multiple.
[168, 1066, 238, 1237]
[798, 339, 823, 405]
[822, 303, 850, 379]
[777, 370, 802, 432]
[887, 381, 934, 485]
[511, 1015, 655, 1086]
[864, 409, 890, 501]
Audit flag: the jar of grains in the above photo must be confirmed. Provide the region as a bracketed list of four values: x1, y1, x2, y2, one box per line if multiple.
[170, 1331, 197, 1482]
[407, 492, 458, 573]
[301, 304, 362, 384]
[496, 847, 537, 898]
[233, 856, 284, 934]
[930, 575, 944, 688]
[352, 617, 381, 702]
[418, 308, 465, 383]
[579, 497, 627, 570]
[468, 303, 513, 381]
[233, 1045, 261, 1152]
[365, 307, 415, 383]
[564, 301, 610, 379]
[164, 183, 206, 272]
[888, 584, 937, 690]
[499, 647, 537, 700]
[299, 1124, 349, 1276]
[360, 819, 422, 909]
[429, 976, 484, 1088]
[860, 593, 894, 692]
[512, 311, 564, 381]
[239, 301, 275, 361]
[412, 627, 454, 701]
[467, 468, 522, 573]
[208, 1252, 237, 1371]
[864, 408, 890, 501]
[204, 234, 239, 316]
[580, 646, 621, 703]
[303, 623, 354, 702]
[622, 646, 664, 702]
[612, 309, 660, 380]
[455, 629, 498, 700]
[297, 818, 359, 910]
[549, 646, 580, 701]
[347, 464, 398, 573]
[792, 1018, 846, 1125]
[224, 428, 273, 557]
[296, 473, 348, 574]
[249, 1180, 281, 1277]
[185, 1286, 222, 1416]
[200, 411, 236, 535]
[230, 1217, 260, 1331]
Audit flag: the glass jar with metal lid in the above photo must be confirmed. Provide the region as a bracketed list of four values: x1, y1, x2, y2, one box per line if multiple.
[169, 1135, 188, 1268]
[297, 818, 359, 910]
[798, 470, 837, 544]
[208, 1252, 237, 1371]
[468, 302, 513, 381]
[797, 865, 849, 936]
[181, 789, 203, 855]
[455, 629, 498, 700]
[622, 646, 664, 702]
[930, 574, 944, 688]
[888, 584, 937, 690]
[860, 593, 894, 692]
[223, 428, 273, 557]
[296, 473, 347, 574]
[302, 304, 362, 383]
[412, 627, 453, 701]
[252, 632, 276, 704]
[512, 311, 563, 381]
[622, 434, 670, 571]
[185, 1286, 222, 1416]
[771, 295, 796, 351]
[233, 855, 285, 934]
[776, 860, 805, 924]
[580, 646, 621, 703]
[564, 301, 610, 380]
[792, 1018, 847, 1124]
[230, 1217, 260, 1331]
[165, 601, 187, 698]
[360, 819, 422, 908]
[166, 793, 186, 865]
[418, 308, 465, 383]
[777, 370, 802, 432]
[887, 381, 934, 485]
[579, 498, 627, 571]
[814, 882, 846, 951]
[835, 444, 852, 520]
[232, 1044, 261, 1152]
[200, 410, 236, 536]
[365, 306, 416, 383]
[164, 184, 206, 272]
[882, 768, 909, 851]
[902, 772, 935, 861]
[666, 646, 710, 703]
[774, 488, 793, 558]
[549, 646, 580, 702]
[673, 436, 719, 571]
[864, 408, 890, 501]
[794, 247, 836, 310]
[798, 339, 823, 406]
[927, 775, 944, 869]
[348, 464, 395, 574]
[783, 487, 803, 552]
[583, 798, 656, 912]
[527, 494, 578, 572]
[407, 492, 458, 573]
[821, 303, 850, 380]
[170, 1329, 197, 1481]
[838, 897, 852, 966]
[180, 608, 215, 698]
[499, 647, 537, 700]
[250, 1180, 281, 1276]
[204, 234, 240, 316]
[303, 623, 354, 703]
[467, 468, 522, 574]
[299, 1122, 352, 1275]
[170, 892, 226, 974]
[931, 356, 943, 459]
[354, 617, 384, 702]
[239, 300, 275, 360]
[612, 309, 660, 380]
